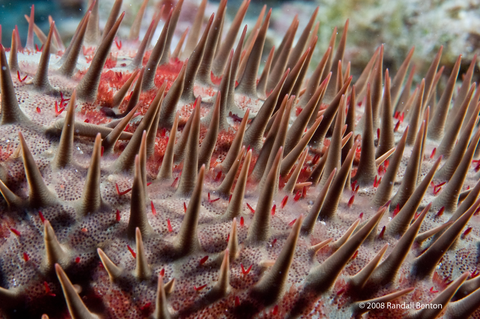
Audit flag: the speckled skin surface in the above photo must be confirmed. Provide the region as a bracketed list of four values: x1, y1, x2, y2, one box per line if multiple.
[1, 1, 480, 319]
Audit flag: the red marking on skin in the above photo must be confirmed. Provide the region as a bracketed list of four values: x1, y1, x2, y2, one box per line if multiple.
[151, 201, 156, 216]
[373, 175, 378, 187]
[351, 180, 357, 191]
[23, 252, 29, 262]
[208, 193, 220, 203]
[430, 287, 438, 293]
[247, 203, 255, 214]
[60, 91, 64, 101]
[127, 245, 136, 258]
[272, 305, 279, 315]
[109, 70, 121, 82]
[229, 194, 232, 203]
[336, 288, 346, 296]
[271, 204, 276, 216]
[355, 185, 359, 193]
[301, 165, 308, 175]
[229, 112, 243, 122]
[378, 164, 385, 175]
[10, 228, 20, 236]
[414, 211, 421, 220]
[294, 190, 302, 202]
[241, 264, 252, 275]
[281, 195, 289, 208]
[394, 120, 401, 132]
[194, 284, 207, 292]
[167, 219, 172, 232]
[462, 227, 473, 239]
[105, 55, 117, 68]
[75, 257, 81, 263]
[16, 70, 27, 82]
[377, 128, 380, 140]
[359, 212, 364, 219]
[54, 101, 65, 116]
[272, 238, 277, 246]
[199, 256, 208, 266]
[215, 171, 222, 181]
[350, 250, 358, 261]
[384, 159, 389, 169]
[289, 219, 297, 226]
[36, 107, 41, 113]
[115, 183, 132, 196]
[183, 202, 187, 213]
[39, 211, 45, 223]
[348, 195, 355, 207]
[399, 112, 404, 122]
[227, 234, 230, 242]
[356, 144, 362, 153]
[302, 186, 307, 198]
[394, 111, 399, 119]
[436, 207, 445, 217]
[430, 148, 436, 159]
[83, 46, 95, 55]
[471, 269, 480, 278]
[210, 71, 222, 85]
[84, 118, 90, 123]
[44, 281, 56, 296]
[475, 207, 480, 216]
[378, 226, 386, 239]
[100, 146, 104, 157]
[160, 268, 165, 276]
[475, 162, 480, 172]
[240, 217, 244, 226]
[433, 182, 446, 195]
[295, 107, 303, 116]
[140, 302, 151, 311]
[433, 181, 446, 188]
[81, 228, 88, 233]
[235, 296, 240, 307]
[116, 210, 121, 222]
[171, 177, 179, 188]
[393, 204, 400, 217]
[193, 97, 199, 108]
[114, 38, 122, 49]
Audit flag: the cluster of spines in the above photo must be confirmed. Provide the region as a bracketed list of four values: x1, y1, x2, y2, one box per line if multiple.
[1, 0, 480, 318]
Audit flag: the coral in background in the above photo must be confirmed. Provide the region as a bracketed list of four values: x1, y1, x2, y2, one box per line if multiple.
[274, 0, 480, 77]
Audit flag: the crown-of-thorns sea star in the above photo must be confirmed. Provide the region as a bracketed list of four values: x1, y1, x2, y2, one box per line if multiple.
[1, 0, 480, 318]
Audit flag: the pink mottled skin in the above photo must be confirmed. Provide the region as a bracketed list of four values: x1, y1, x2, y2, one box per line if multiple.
[1, 1, 480, 319]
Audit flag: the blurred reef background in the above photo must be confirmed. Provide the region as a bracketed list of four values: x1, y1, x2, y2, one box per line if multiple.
[0, 0, 479, 81]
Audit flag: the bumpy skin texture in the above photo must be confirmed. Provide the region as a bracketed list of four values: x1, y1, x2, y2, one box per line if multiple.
[1, 1, 480, 319]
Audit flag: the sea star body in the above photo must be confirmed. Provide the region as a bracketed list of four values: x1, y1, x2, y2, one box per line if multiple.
[1, 1, 480, 319]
